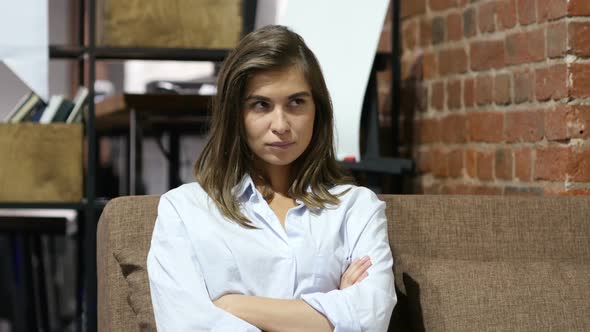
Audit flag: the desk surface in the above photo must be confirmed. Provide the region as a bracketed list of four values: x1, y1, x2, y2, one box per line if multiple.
[95, 93, 212, 135]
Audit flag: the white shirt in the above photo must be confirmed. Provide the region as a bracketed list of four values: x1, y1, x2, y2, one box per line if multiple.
[147, 174, 396, 331]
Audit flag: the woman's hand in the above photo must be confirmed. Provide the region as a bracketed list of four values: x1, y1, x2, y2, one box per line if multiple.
[339, 256, 372, 289]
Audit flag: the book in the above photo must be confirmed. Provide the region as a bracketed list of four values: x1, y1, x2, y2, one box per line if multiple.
[3, 92, 32, 122]
[66, 87, 89, 123]
[39, 95, 64, 124]
[9, 92, 40, 123]
[52, 100, 75, 122]
[22, 99, 47, 122]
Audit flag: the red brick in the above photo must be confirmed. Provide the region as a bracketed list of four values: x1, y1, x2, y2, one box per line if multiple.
[472, 185, 504, 195]
[494, 73, 512, 105]
[417, 118, 441, 144]
[384, 3, 393, 25]
[477, 151, 494, 180]
[446, 13, 463, 42]
[463, 8, 477, 38]
[568, 0, 590, 16]
[547, 22, 568, 58]
[497, 0, 517, 30]
[441, 114, 468, 143]
[506, 29, 546, 65]
[432, 149, 450, 177]
[402, 0, 427, 18]
[478, 2, 496, 33]
[464, 77, 475, 107]
[420, 19, 433, 47]
[570, 63, 590, 98]
[469, 112, 504, 142]
[545, 105, 590, 141]
[446, 79, 462, 110]
[534, 146, 571, 181]
[429, 0, 457, 11]
[448, 149, 464, 178]
[466, 149, 477, 178]
[475, 75, 494, 105]
[514, 147, 533, 181]
[569, 148, 590, 181]
[537, 0, 567, 22]
[432, 16, 446, 45]
[535, 64, 568, 101]
[422, 52, 438, 79]
[570, 22, 590, 57]
[518, 0, 537, 25]
[438, 47, 468, 75]
[495, 148, 514, 180]
[402, 20, 419, 51]
[547, 188, 590, 196]
[378, 27, 391, 53]
[431, 81, 445, 110]
[505, 110, 545, 142]
[513, 69, 534, 104]
[417, 149, 433, 173]
[505, 186, 544, 196]
[470, 40, 505, 71]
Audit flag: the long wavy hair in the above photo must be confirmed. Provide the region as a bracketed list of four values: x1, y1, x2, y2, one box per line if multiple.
[194, 25, 352, 228]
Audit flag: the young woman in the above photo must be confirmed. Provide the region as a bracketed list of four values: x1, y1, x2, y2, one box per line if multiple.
[147, 25, 396, 331]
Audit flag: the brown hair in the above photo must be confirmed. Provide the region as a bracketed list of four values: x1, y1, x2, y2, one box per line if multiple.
[194, 25, 352, 228]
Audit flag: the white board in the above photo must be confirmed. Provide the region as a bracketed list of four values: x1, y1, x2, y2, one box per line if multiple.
[279, 0, 389, 160]
[0, 0, 49, 101]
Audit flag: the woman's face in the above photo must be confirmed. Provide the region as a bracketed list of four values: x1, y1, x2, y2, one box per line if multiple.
[242, 65, 316, 171]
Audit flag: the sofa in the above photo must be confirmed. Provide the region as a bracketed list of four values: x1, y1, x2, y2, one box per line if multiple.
[97, 195, 590, 331]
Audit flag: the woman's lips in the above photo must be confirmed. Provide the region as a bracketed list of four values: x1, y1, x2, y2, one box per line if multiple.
[267, 142, 294, 149]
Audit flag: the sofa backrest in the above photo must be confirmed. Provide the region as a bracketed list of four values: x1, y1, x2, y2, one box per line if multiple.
[97, 194, 590, 331]
[97, 195, 160, 332]
[385, 195, 590, 264]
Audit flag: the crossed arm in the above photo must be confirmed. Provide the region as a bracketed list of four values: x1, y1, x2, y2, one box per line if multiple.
[212, 257, 372, 332]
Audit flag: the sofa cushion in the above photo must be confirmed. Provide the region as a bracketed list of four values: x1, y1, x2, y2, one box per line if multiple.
[397, 255, 590, 332]
[113, 249, 157, 332]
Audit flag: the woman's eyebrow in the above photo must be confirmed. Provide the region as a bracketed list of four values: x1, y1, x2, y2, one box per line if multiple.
[288, 91, 311, 99]
[244, 91, 311, 102]
[244, 95, 271, 102]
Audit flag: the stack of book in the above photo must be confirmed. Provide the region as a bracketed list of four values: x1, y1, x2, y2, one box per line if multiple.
[3, 87, 89, 124]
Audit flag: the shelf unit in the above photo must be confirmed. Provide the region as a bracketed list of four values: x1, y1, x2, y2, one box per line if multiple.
[47, 1, 257, 331]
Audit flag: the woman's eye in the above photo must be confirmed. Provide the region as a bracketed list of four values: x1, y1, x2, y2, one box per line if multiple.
[289, 98, 305, 107]
[250, 101, 269, 110]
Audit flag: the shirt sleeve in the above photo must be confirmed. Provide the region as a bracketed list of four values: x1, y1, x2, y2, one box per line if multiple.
[147, 196, 261, 332]
[301, 189, 396, 332]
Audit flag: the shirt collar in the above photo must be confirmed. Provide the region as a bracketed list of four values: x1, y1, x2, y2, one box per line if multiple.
[232, 173, 313, 209]
[232, 173, 256, 201]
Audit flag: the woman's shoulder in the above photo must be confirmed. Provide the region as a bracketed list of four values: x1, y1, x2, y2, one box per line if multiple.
[328, 183, 384, 209]
[160, 181, 211, 211]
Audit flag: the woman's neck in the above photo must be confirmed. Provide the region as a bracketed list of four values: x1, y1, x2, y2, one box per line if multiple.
[253, 163, 293, 196]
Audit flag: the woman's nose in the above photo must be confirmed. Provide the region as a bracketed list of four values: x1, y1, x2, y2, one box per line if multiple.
[270, 109, 290, 134]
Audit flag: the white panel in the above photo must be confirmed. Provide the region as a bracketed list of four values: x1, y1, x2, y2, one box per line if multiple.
[0, 0, 49, 101]
[279, 0, 388, 160]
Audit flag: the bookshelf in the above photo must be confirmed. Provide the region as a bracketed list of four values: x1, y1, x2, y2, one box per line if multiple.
[44, 1, 257, 331]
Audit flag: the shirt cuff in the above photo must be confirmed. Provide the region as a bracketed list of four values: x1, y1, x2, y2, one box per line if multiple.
[301, 290, 361, 332]
[211, 313, 261, 332]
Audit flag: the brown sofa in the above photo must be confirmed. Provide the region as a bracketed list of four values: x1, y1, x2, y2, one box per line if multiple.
[97, 195, 590, 331]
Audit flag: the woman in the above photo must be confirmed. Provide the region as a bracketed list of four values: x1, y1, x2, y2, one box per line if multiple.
[147, 25, 396, 331]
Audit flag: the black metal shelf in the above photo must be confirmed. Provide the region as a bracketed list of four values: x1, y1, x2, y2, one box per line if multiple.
[49, 45, 230, 61]
[0, 199, 108, 210]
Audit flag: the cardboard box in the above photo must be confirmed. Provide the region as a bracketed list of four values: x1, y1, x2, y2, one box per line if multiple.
[0, 123, 83, 202]
[98, 0, 243, 49]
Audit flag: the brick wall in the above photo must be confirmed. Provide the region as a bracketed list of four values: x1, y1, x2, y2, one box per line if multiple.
[378, 0, 590, 195]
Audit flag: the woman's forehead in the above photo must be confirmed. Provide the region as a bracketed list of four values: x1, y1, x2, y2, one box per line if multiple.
[244, 65, 311, 97]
